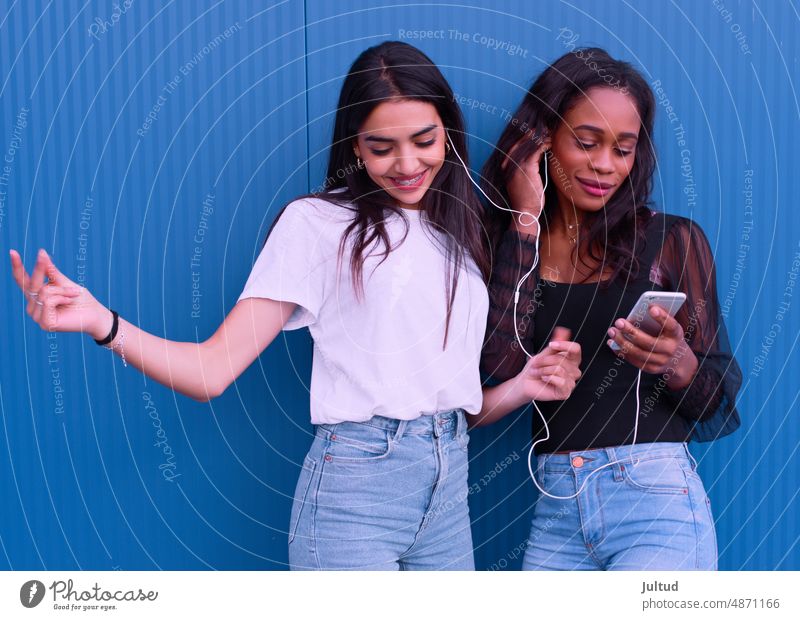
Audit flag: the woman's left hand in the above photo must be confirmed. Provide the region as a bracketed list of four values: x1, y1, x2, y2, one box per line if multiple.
[606, 305, 698, 385]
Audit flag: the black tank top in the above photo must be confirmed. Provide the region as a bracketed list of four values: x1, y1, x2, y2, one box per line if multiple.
[530, 213, 690, 454]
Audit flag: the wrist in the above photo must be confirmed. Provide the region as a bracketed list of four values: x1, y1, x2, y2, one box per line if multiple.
[506, 373, 530, 409]
[665, 343, 699, 390]
[508, 198, 541, 234]
[510, 215, 540, 238]
[90, 306, 115, 342]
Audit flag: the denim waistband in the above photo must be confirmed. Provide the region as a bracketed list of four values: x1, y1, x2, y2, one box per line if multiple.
[317, 408, 466, 441]
[538, 442, 697, 474]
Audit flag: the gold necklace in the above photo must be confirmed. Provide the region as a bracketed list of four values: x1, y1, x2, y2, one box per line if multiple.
[567, 222, 579, 245]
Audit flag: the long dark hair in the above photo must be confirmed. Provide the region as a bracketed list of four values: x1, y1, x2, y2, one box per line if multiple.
[481, 47, 657, 284]
[296, 40, 490, 348]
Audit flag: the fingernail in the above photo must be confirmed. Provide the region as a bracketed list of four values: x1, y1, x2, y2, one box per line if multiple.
[615, 319, 625, 328]
[549, 341, 561, 349]
[607, 328, 615, 337]
[607, 339, 614, 347]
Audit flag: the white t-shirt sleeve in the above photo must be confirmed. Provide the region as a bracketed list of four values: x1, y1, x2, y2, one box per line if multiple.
[237, 199, 330, 330]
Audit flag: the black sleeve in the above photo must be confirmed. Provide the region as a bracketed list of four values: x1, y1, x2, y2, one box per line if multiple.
[480, 228, 540, 382]
[656, 217, 742, 439]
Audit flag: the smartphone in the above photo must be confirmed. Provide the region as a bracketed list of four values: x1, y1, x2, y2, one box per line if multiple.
[608, 291, 686, 351]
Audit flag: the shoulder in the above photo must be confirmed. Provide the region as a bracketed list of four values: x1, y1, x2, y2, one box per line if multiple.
[648, 211, 711, 245]
[648, 212, 716, 273]
[667, 214, 713, 251]
[277, 193, 357, 231]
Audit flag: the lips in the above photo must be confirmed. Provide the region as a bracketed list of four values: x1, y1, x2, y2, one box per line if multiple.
[576, 175, 615, 197]
[387, 169, 428, 191]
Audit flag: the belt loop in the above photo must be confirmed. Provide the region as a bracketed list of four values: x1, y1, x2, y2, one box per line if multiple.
[684, 442, 698, 471]
[432, 411, 446, 437]
[606, 446, 625, 481]
[456, 408, 465, 438]
[535, 451, 545, 482]
[394, 420, 408, 444]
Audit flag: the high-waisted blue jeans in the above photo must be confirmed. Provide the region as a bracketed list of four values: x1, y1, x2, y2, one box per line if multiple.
[288, 408, 474, 570]
[522, 442, 718, 571]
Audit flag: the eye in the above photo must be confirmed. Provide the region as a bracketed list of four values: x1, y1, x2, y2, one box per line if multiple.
[416, 139, 436, 148]
[575, 139, 595, 150]
[370, 147, 391, 156]
[615, 144, 635, 156]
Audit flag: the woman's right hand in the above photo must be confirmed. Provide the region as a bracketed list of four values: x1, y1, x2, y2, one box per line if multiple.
[502, 133, 551, 232]
[9, 248, 112, 340]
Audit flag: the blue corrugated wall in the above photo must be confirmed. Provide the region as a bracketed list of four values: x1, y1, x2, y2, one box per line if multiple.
[1, 0, 797, 570]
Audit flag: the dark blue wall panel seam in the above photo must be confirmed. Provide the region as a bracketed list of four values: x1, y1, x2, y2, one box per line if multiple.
[303, 0, 311, 192]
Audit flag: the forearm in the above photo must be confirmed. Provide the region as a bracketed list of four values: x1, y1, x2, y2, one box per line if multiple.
[93, 314, 219, 402]
[665, 354, 725, 422]
[470, 379, 528, 428]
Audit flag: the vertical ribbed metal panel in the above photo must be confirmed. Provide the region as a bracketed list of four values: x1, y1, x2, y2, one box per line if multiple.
[1, 1, 309, 569]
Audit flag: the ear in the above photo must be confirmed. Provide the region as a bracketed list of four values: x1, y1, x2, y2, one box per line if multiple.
[352, 138, 360, 159]
[540, 129, 552, 151]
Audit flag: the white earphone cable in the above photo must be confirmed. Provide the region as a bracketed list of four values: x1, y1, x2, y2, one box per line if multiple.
[447, 130, 644, 499]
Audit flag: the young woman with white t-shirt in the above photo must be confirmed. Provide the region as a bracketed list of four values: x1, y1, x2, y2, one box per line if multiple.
[10, 41, 581, 570]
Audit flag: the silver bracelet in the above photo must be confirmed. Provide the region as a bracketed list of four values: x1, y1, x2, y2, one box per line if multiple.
[105, 330, 127, 367]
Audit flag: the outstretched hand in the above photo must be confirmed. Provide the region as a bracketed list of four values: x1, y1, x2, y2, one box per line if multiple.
[9, 248, 111, 339]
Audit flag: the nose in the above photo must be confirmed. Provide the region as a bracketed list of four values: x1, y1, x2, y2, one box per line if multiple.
[588, 147, 614, 175]
[392, 145, 421, 176]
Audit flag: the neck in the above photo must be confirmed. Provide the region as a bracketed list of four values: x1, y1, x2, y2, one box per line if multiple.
[397, 201, 422, 211]
[551, 199, 586, 236]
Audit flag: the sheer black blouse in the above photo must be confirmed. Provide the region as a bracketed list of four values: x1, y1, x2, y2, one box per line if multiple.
[481, 212, 742, 453]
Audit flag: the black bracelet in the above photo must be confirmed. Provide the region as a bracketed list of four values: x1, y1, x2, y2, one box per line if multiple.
[94, 309, 119, 346]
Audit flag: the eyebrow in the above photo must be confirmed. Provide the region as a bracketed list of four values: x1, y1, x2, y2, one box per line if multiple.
[573, 124, 639, 141]
[364, 124, 438, 143]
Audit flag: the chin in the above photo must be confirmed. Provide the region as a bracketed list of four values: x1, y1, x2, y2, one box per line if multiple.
[570, 189, 623, 213]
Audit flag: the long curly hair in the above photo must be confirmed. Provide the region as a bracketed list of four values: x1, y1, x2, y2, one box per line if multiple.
[481, 47, 657, 284]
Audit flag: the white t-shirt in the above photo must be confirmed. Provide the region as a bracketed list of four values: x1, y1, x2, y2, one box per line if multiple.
[237, 195, 489, 424]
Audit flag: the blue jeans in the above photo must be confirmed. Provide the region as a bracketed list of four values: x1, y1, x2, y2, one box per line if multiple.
[522, 442, 718, 570]
[288, 409, 474, 570]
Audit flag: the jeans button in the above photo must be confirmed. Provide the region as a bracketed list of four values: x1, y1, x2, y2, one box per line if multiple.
[572, 456, 584, 468]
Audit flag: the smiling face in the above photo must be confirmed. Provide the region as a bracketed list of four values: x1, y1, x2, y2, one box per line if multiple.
[353, 99, 447, 210]
[548, 86, 641, 216]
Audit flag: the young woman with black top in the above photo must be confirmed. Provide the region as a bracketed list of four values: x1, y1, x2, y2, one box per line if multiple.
[475, 48, 742, 570]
